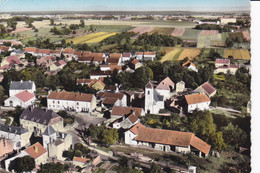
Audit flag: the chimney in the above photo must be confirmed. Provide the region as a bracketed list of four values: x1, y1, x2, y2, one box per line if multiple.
[34, 146, 38, 153]
[115, 83, 119, 93]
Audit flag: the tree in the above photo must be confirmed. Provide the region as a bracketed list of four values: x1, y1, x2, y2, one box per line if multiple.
[80, 19, 85, 27]
[209, 131, 226, 151]
[50, 18, 55, 26]
[150, 162, 161, 173]
[9, 156, 35, 172]
[41, 163, 68, 173]
[102, 129, 119, 145]
[25, 18, 34, 28]
[7, 19, 17, 30]
[132, 67, 152, 88]
[0, 85, 6, 105]
[0, 24, 7, 36]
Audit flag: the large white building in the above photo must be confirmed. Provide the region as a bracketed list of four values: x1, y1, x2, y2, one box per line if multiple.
[4, 90, 36, 108]
[145, 77, 175, 114]
[125, 123, 211, 157]
[47, 90, 96, 113]
[9, 80, 36, 97]
[184, 93, 211, 113]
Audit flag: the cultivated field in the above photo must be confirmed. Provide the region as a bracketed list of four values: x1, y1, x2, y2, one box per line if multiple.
[160, 47, 184, 62]
[178, 48, 201, 60]
[149, 27, 175, 35]
[130, 27, 154, 34]
[66, 32, 117, 44]
[242, 31, 250, 41]
[228, 32, 245, 41]
[181, 29, 202, 40]
[224, 49, 250, 60]
[11, 27, 32, 34]
[171, 28, 185, 37]
[84, 25, 133, 32]
[200, 30, 219, 35]
[197, 32, 228, 48]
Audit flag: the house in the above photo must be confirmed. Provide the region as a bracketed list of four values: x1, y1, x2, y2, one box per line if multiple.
[215, 59, 230, 68]
[214, 65, 239, 75]
[185, 93, 211, 113]
[100, 65, 122, 73]
[78, 56, 93, 64]
[112, 111, 142, 129]
[77, 78, 95, 86]
[0, 46, 11, 53]
[176, 81, 185, 93]
[9, 80, 36, 97]
[145, 77, 175, 114]
[47, 90, 96, 113]
[24, 47, 37, 55]
[125, 123, 211, 157]
[111, 106, 145, 119]
[20, 107, 64, 136]
[73, 51, 83, 60]
[90, 71, 112, 80]
[107, 53, 122, 65]
[37, 56, 56, 68]
[135, 52, 143, 61]
[73, 157, 91, 168]
[92, 53, 105, 65]
[0, 124, 31, 150]
[122, 53, 132, 62]
[50, 49, 62, 57]
[220, 18, 237, 25]
[143, 52, 156, 61]
[129, 59, 143, 70]
[4, 90, 36, 108]
[0, 138, 13, 157]
[0, 55, 22, 72]
[182, 61, 198, 72]
[5, 142, 48, 171]
[63, 48, 76, 61]
[42, 126, 73, 160]
[77, 78, 105, 90]
[49, 60, 67, 72]
[97, 92, 127, 107]
[194, 82, 216, 98]
[36, 49, 51, 57]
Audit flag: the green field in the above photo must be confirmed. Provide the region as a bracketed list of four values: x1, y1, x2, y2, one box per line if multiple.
[160, 47, 183, 62]
[197, 33, 223, 48]
[150, 27, 175, 35]
[83, 25, 133, 32]
[181, 28, 202, 40]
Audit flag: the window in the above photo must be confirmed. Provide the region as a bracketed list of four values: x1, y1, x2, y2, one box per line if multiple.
[53, 101, 55, 103]
[148, 91, 150, 95]
[77, 102, 79, 105]
[58, 101, 60, 104]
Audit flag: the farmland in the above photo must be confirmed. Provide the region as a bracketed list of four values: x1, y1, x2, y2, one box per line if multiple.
[160, 47, 184, 62]
[242, 31, 250, 41]
[171, 28, 185, 37]
[83, 25, 133, 32]
[224, 49, 250, 60]
[149, 27, 175, 35]
[130, 27, 154, 34]
[181, 28, 202, 40]
[178, 48, 201, 60]
[197, 33, 228, 48]
[66, 32, 117, 44]
[11, 27, 32, 34]
[200, 30, 219, 35]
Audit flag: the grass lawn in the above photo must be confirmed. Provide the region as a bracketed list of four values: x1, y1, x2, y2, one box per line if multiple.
[94, 168, 106, 173]
[210, 109, 237, 118]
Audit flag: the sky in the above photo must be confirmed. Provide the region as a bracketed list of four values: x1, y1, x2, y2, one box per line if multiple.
[0, 0, 250, 12]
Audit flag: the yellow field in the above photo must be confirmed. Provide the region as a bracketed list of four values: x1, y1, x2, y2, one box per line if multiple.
[178, 48, 201, 60]
[161, 48, 183, 62]
[66, 32, 116, 44]
[224, 49, 250, 60]
[83, 32, 117, 43]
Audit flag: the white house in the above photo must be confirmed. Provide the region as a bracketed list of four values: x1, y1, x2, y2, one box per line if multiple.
[145, 77, 175, 114]
[214, 65, 239, 75]
[184, 93, 211, 113]
[125, 123, 211, 157]
[42, 126, 73, 160]
[135, 52, 143, 61]
[24, 47, 37, 55]
[90, 71, 112, 80]
[122, 53, 132, 62]
[47, 90, 96, 113]
[4, 90, 36, 108]
[97, 92, 127, 107]
[0, 124, 31, 150]
[215, 59, 230, 68]
[5, 142, 48, 171]
[143, 52, 156, 61]
[182, 61, 198, 72]
[9, 80, 36, 97]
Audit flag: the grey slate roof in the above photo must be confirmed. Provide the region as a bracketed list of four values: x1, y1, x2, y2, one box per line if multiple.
[10, 81, 34, 90]
[0, 124, 28, 135]
[20, 107, 62, 125]
[43, 125, 56, 136]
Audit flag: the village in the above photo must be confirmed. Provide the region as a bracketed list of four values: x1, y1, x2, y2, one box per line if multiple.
[0, 10, 251, 173]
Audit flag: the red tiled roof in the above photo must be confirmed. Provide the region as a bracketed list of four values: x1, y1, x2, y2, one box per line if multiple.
[182, 61, 196, 68]
[73, 51, 82, 57]
[100, 92, 124, 100]
[130, 59, 140, 65]
[215, 59, 230, 64]
[24, 142, 47, 159]
[144, 52, 155, 56]
[78, 56, 93, 62]
[6, 56, 21, 65]
[185, 93, 210, 105]
[48, 90, 94, 102]
[77, 79, 95, 84]
[201, 82, 216, 96]
[112, 106, 143, 117]
[110, 53, 122, 59]
[63, 48, 75, 54]
[122, 53, 131, 57]
[130, 123, 211, 155]
[50, 50, 61, 54]
[15, 90, 35, 102]
[37, 49, 51, 54]
[127, 113, 139, 124]
[107, 57, 120, 64]
[102, 97, 119, 105]
[156, 77, 174, 90]
[91, 71, 112, 76]
[0, 46, 10, 52]
[82, 51, 92, 56]
[73, 157, 90, 163]
[135, 52, 143, 55]
[54, 60, 66, 67]
[24, 47, 37, 53]
[44, 56, 56, 61]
